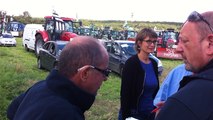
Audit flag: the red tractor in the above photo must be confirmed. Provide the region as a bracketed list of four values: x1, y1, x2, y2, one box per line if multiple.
[35, 15, 79, 56]
[157, 28, 179, 48]
[156, 28, 182, 59]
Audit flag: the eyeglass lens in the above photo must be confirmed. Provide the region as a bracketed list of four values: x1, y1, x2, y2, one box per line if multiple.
[144, 40, 158, 45]
[93, 67, 111, 77]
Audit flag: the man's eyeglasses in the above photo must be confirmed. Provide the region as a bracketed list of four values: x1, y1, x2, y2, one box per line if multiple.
[78, 65, 111, 77]
[187, 11, 213, 33]
[90, 66, 111, 77]
[143, 40, 158, 45]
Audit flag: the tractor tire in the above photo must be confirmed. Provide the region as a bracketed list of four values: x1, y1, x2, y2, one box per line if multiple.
[35, 35, 44, 57]
[37, 57, 43, 69]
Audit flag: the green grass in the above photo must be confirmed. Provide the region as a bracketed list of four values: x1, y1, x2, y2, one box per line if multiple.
[0, 38, 48, 120]
[0, 38, 182, 120]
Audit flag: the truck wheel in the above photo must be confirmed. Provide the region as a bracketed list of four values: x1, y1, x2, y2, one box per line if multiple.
[35, 35, 44, 57]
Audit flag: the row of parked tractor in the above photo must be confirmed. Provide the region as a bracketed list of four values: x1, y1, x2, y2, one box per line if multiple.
[22, 13, 138, 56]
[78, 26, 138, 41]
[22, 13, 182, 69]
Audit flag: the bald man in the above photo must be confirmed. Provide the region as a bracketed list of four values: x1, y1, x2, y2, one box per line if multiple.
[7, 36, 111, 120]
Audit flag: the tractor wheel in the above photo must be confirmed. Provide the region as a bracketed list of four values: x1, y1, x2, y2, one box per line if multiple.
[37, 57, 43, 69]
[35, 35, 44, 57]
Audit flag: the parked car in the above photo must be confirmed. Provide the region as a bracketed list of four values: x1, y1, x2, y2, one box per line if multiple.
[0, 33, 17, 47]
[37, 41, 69, 71]
[100, 40, 163, 76]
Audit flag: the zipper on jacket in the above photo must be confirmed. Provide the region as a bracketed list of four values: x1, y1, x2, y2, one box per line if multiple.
[136, 72, 146, 112]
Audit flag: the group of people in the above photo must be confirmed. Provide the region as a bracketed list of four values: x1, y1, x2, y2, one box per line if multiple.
[7, 10, 213, 120]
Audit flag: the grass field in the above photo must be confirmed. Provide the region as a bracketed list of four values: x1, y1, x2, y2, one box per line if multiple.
[0, 38, 182, 120]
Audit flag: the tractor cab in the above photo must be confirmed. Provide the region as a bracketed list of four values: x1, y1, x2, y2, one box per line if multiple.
[157, 28, 179, 48]
[35, 14, 79, 56]
[156, 28, 182, 60]
[61, 17, 82, 35]
[125, 30, 137, 41]
[44, 15, 64, 41]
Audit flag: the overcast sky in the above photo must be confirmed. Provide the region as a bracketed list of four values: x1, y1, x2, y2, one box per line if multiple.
[1, 0, 213, 22]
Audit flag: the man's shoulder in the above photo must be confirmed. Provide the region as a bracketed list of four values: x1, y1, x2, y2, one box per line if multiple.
[47, 98, 82, 112]
[176, 77, 213, 94]
[36, 95, 83, 116]
[167, 79, 213, 120]
[171, 78, 213, 106]
[171, 64, 191, 74]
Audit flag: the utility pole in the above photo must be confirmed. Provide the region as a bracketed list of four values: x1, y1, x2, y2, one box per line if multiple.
[131, 12, 134, 22]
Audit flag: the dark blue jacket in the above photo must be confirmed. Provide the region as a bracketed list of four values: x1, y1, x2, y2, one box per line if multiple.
[7, 69, 95, 120]
[156, 60, 213, 120]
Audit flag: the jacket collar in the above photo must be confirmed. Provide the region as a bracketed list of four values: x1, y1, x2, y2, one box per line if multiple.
[179, 59, 213, 89]
[198, 59, 213, 73]
[46, 69, 95, 112]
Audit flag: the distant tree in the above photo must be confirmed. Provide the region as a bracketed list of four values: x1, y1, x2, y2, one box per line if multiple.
[10, 13, 182, 31]
[23, 11, 31, 18]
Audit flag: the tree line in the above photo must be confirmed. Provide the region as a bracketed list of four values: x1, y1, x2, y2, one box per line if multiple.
[11, 11, 182, 32]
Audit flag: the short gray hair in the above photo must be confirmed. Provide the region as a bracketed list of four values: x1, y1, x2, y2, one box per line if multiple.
[58, 36, 105, 78]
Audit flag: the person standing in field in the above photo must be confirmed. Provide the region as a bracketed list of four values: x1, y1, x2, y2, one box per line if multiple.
[119, 28, 160, 120]
[153, 64, 192, 116]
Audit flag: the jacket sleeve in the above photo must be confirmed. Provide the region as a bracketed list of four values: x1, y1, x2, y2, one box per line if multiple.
[153, 78, 169, 106]
[120, 59, 136, 120]
[7, 93, 26, 120]
[154, 64, 193, 106]
[155, 97, 197, 120]
[153, 68, 175, 106]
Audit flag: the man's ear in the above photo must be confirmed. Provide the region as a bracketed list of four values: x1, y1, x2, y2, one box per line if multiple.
[79, 66, 90, 82]
[206, 35, 213, 55]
